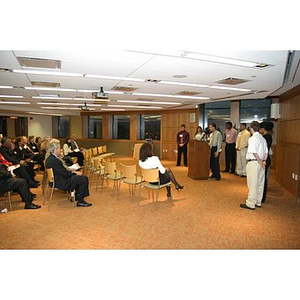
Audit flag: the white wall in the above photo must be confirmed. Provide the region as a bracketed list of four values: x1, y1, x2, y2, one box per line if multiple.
[28, 116, 52, 139]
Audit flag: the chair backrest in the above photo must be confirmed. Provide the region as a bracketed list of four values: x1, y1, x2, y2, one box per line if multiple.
[104, 161, 116, 175]
[140, 168, 159, 183]
[102, 145, 107, 153]
[98, 146, 103, 154]
[120, 163, 136, 178]
[92, 147, 98, 156]
[46, 168, 54, 184]
[93, 157, 103, 170]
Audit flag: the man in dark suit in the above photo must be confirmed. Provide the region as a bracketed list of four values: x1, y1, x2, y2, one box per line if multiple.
[0, 137, 39, 187]
[176, 124, 190, 167]
[45, 140, 91, 207]
[0, 164, 41, 209]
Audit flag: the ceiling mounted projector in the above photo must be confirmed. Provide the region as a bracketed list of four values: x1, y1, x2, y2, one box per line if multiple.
[92, 87, 109, 99]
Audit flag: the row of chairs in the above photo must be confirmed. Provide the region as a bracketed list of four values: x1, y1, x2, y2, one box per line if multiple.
[88, 157, 172, 208]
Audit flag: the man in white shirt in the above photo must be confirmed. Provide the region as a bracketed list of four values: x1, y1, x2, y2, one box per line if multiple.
[235, 123, 250, 177]
[240, 121, 268, 210]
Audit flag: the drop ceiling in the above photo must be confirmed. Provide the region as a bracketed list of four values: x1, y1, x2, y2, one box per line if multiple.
[0, 50, 298, 116]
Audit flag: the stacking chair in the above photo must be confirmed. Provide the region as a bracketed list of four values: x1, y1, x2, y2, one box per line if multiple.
[138, 168, 172, 209]
[43, 168, 76, 211]
[103, 161, 123, 195]
[91, 157, 106, 191]
[0, 191, 12, 211]
[119, 163, 143, 201]
[102, 145, 115, 161]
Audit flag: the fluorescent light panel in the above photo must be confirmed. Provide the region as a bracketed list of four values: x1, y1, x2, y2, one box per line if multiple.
[25, 87, 76, 92]
[85, 74, 144, 82]
[117, 100, 181, 105]
[28, 111, 63, 116]
[132, 92, 209, 100]
[13, 69, 83, 77]
[185, 52, 259, 68]
[107, 105, 162, 109]
[0, 101, 30, 104]
[0, 95, 24, 98]
[0, 86, 14, 89]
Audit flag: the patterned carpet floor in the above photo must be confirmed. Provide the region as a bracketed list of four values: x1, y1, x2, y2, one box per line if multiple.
[1, 157, 300, 249]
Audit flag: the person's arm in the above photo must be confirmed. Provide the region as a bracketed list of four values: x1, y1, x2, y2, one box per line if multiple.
[214, 131, 222, 157]
[154, 156, 166, 174]
[253, 153, 266, 169]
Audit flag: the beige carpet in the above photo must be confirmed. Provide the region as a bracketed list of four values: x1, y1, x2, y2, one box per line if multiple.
[1, 157, 300, 249]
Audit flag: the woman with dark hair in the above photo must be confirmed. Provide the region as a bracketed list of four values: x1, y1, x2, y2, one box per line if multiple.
[194, 126, 206, 141]
[259, 121, 274, 203]
[139, 143, 183, 198]
[62, 137, 84, 166]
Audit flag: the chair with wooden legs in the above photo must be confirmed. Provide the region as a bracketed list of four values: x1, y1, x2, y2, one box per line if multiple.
[0, 191, 12, 211]
[43, 168, 76, 211]
[119, 163, 143, 201]
[138, 168, 172, 209]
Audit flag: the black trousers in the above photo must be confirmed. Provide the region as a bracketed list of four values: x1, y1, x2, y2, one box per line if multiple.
[0, 177, 33, 206]
[210, 146, 221, 180]
[262, 161, 271, 203]
[69, 175, 90, 203]
[67, 151, 84, 166]
[225, 142, 236, 172]
[177, 144, 188, 166]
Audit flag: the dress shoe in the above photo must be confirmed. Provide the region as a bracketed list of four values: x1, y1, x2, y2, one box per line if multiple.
[255, 204, 262, 208]
[230, 171, 235, 174]
[25, 203, 41, 209]
[175, 164, 180, 166]
[184, 165, 188, 167]
[234, 172, 239, 176]
[215, 177, 221, 181]
[77, 201, 92, 207]
[29, 182, 40, 188]
[31, 193, 37, 198]
[240, 203, 255, 210]
[240, 175, 247, 178]
[222, 170, 229, 173]
[33, 180, 40, 183]
[175, 185, 184, 190]
[209, 175, 216, 179]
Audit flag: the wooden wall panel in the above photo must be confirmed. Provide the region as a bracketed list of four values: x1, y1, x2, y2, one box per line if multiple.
[276, 86, 300, 197]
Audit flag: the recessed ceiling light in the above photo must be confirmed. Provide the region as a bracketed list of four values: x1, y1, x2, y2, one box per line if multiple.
[0, 86, 13, 89]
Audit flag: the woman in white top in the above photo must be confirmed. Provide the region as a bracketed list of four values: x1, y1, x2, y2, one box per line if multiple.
[139, 143, 183, 198]
[194, 126, 206, 141]
[62, 137, 84, 166]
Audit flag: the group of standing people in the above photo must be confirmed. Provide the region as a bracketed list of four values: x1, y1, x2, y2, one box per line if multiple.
[174, 120, 273, 210]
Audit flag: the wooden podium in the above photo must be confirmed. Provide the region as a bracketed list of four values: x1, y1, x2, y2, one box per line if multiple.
[188, 140, 210, 180]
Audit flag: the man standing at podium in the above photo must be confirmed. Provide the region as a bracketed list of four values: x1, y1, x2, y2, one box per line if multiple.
[176, 124, 190, 167]
[209, 123, 222, 181]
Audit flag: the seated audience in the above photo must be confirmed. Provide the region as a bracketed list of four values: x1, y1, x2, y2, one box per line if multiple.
[0, 163, 41, 209]
[139, 143, 183, 198]
[28, 135, 39, 153]
[63, 137, 84, 166]
[0, 137, 38, 185]
[45, 140, 91, 207]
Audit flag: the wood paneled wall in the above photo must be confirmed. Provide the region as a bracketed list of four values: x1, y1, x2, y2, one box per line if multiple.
[161, 109, 199, 160]
[276, 86, 300, 196]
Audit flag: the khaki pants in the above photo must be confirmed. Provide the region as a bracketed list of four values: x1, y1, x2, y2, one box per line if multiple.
[236, 148, 247, 176]
[245, 161, 265, 208]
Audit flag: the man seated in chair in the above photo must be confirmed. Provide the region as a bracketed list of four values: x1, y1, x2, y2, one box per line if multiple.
[0, 164, 41, 209]
[45, 140, 92, 207]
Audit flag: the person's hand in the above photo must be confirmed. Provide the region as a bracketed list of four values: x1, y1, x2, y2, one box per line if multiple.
[260, 161, 266, 169]
[74, 171, 83, 176]
[179, 143, 184, 147]
[214, 152, 219, 158]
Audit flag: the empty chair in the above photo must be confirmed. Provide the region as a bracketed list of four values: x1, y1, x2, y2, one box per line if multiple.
[138, 168, 172, 209]
[91, 157, 106, 191]
[103, 161, 123, 195]
[119, 163, 143, 201]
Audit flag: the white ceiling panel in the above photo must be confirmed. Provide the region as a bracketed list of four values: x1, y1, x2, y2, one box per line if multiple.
[0, 50, 299, 115]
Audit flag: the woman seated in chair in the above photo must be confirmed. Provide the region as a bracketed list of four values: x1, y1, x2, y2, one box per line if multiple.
[139, 143, 183, 198]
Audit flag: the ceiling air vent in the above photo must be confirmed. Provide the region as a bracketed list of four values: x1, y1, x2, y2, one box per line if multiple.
[16, 57, 61, 69]
[111, 86, 138, 92]
[176, 91, 200, 96]
[216, 77, 249, 85]
[31, 81, 60, 88]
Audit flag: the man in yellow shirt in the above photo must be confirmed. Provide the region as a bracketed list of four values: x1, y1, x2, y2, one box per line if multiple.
[235, 123, 250, 177]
